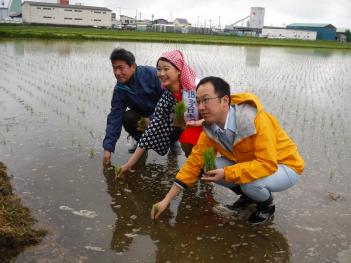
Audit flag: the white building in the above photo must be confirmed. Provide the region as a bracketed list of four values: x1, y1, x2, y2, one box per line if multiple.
[22, 1, 112, 28]
[261, 27, 317, 40]
[173, 18, 190, 28]
[0, 7, 9, 20]
[248, 7, 265, 29]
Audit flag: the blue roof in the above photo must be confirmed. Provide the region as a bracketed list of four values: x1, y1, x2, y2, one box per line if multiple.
[287, 23, 336, 29]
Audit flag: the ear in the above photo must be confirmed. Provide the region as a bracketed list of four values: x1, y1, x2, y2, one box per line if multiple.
[131, 63, 137, 71]
[222, 95, 230, 105]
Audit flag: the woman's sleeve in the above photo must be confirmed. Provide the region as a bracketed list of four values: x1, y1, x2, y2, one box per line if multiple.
[138, 92, 175, 156]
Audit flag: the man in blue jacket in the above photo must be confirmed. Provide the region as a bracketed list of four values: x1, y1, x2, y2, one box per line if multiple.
[103, 48, 163, 164]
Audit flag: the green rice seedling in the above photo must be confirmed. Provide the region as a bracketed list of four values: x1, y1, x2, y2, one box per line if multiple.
[203, 148, 216, 172]
[114, 165, 121, 179]
[137, 117, 147, 132]
[151, 203, 160, 220]
[173, 101, 186, 127]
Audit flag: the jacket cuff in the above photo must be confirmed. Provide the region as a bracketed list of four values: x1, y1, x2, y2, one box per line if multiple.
[174, 179, 188, 190]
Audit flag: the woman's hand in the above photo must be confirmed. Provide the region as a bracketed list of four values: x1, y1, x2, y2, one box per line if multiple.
[186, 119, 204, 127]
[119, 163, 131, 176]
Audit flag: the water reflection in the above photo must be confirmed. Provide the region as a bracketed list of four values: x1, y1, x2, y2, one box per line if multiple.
[283, 47, 334, 57]
[103, 159, 290, 262]
[245, 46, 261, 67]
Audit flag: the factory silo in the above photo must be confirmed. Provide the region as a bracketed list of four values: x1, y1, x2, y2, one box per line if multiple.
[249, 7, 265, 29]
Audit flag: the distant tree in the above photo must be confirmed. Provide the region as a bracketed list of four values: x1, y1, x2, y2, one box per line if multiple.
[346, 30, 351, 42]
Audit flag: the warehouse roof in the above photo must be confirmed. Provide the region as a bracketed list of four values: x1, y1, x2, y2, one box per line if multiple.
[22, 1, 111, 12]
[287, 23, 336, 29]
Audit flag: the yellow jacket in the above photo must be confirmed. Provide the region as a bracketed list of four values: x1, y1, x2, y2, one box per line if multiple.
[175, 93, 304, 188]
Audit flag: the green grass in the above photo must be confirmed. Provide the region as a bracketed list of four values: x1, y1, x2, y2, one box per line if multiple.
[1, 24, 351, 49]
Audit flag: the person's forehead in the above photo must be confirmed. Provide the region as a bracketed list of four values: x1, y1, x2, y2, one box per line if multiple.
[157, 60, 174, 68]
[196, 82, 215, 96]
[112, 60, 129, 66]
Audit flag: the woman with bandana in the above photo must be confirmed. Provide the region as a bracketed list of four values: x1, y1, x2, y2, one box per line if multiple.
[119, 50, 203, 174]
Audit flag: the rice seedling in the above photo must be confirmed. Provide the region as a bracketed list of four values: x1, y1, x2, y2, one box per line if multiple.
[173, 101, 186, 127]
[151, 203, 160, 221]
[203, 147, 216, 172]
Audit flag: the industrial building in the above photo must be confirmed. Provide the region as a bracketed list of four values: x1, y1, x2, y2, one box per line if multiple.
[0, 6, 8, 20]
[22, 1, 112, 28]
[287, 23, 336, 40]
[262, 27, 317, 40]
[225, 7, 265, 36]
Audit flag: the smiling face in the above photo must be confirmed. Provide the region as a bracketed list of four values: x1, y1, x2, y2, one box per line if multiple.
[112, 60, 136, 84]
[156, 59, 180, 88]
[196, 82, 229, 125]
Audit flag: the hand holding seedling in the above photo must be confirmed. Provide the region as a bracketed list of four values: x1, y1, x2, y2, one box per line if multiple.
[201, 168, 225, 182]
[119, 163, 131, 176]
[114, 165, 122, 179]
[150, 200, 168, 220]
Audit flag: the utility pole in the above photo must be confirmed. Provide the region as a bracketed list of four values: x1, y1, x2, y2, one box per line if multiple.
[218, 16, 221, 29]
[117, 7, 121, 21]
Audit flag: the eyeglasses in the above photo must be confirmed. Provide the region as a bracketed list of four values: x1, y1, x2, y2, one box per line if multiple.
[196, 96, 221, 106]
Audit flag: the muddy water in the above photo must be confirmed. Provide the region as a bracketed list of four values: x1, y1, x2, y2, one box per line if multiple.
[0, 40, 350, 263]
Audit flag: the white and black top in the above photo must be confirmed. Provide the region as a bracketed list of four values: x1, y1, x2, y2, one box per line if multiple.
[138, 90, 176, 155]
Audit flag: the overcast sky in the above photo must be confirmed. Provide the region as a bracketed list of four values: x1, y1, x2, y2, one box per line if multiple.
[4, 0, 351, 28]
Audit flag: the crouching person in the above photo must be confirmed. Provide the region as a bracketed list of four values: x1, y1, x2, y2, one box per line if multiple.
[152, 76, 304, 225]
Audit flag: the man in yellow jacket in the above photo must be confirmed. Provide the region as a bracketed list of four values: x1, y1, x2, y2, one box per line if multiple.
[152, 76, 304, 225]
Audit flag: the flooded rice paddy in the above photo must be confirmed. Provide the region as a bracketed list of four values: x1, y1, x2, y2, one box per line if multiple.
[0, 39, 351, 262]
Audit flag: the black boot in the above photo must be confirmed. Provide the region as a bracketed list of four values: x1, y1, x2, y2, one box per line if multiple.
[225, 186, 256, 211]
[247, 195, 275, 225]
[225, 195, 256, 211]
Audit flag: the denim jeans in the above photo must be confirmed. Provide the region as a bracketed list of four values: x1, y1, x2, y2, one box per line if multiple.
[215, 156, 299, 202]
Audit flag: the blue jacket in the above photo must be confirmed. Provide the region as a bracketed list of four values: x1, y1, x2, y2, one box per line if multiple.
[103, 65, 162, 152]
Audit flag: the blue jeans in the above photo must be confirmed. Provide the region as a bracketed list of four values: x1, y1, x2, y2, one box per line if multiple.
[215, 157, 299, 202]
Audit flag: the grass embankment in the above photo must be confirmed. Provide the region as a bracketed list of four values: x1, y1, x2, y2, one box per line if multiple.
[1, 24, 351, 49]
[0, 162, 46, 262]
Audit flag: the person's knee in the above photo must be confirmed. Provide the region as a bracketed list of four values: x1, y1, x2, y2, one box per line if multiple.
[241, 183, 270, 202]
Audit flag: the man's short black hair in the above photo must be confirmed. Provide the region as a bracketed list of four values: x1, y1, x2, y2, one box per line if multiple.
[110, 48, 135, 66]
[197, 76, 231, 104]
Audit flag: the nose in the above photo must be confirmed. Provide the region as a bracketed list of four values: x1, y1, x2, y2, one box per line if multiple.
[157, 70, 164, 77]
[198, 102, 206, 111]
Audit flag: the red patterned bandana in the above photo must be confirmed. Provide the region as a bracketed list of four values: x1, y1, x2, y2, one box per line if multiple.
[160, 50, 196, 91]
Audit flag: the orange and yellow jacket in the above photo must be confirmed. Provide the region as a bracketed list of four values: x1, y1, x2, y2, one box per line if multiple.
[175, 93, 304, 189]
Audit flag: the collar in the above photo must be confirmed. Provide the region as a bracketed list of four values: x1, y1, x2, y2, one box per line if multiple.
[223, 106, 236, 132]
